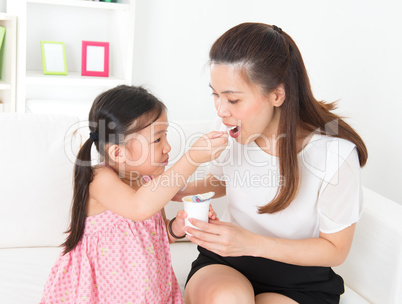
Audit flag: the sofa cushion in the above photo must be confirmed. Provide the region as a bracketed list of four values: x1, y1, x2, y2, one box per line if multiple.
[0, 244, 369, 304]
[0, 114, 79, 248]
[335, 187, 402, 303]
[0, 247, 62, 303]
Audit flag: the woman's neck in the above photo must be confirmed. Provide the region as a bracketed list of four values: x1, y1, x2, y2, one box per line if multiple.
[255, 127, 312, 157]
[254, 108, 282, 156]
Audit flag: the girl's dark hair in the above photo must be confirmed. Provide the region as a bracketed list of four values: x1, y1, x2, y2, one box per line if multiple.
[210, 22, 368, 214]
[62, 85, 166, 254]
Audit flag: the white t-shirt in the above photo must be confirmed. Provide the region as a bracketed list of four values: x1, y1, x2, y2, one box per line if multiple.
[209, 132, 362, 240]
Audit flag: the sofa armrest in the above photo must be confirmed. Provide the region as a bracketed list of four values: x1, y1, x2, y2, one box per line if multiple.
[335, 187, 402, 304]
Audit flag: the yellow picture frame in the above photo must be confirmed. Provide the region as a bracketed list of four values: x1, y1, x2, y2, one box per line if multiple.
[40, 41, 67, 75]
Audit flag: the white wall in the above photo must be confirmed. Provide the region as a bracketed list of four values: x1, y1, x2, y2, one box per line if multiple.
[132, 0, 402, 205]
[1, 0, 401, 204]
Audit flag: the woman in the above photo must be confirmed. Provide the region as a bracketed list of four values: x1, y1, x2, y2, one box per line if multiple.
[178, 23, 368, 304]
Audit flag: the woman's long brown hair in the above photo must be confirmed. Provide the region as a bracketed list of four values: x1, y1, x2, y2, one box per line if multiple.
[62, 85, 166, 254]
[210, 23, 368, 214]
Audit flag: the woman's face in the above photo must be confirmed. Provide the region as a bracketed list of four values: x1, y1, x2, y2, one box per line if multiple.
[210, 63, 284, 146]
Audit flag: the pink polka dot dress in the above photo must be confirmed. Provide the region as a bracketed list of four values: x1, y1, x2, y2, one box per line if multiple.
[40, 210, 183, 303]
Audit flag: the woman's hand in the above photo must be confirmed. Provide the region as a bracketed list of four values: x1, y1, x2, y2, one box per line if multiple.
[168, 204, 217, 236]
[184, 218, 257, 257]
[172, 205, 218, 237]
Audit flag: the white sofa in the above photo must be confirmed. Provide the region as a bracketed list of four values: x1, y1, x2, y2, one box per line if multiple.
[0, 113, 401, 304]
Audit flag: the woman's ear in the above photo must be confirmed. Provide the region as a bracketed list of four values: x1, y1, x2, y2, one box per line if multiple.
[273, 83, 286, 107]
[107, 144, 126, 164]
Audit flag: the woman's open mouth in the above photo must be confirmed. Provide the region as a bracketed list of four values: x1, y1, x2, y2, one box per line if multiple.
[229, 126, 241, 138]
[224, 124, 241, 139]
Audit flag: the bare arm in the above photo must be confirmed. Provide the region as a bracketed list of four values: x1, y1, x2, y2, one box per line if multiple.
[90, 132, 228, 221]
[185, 219, 356, 267]
[254, 224, 356, 266]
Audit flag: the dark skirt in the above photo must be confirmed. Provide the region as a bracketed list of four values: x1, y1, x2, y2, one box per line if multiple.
[186, 246, 344, 304]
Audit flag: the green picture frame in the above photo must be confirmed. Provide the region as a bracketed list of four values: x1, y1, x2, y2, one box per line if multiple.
[40, 41, 67, 75]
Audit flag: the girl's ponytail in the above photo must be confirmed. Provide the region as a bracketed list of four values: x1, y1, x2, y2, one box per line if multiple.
[62, 138, 94, 255]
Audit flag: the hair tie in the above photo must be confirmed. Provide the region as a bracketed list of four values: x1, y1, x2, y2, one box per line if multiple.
[273, 25, 282, 33]
[89, 131, 99, 142]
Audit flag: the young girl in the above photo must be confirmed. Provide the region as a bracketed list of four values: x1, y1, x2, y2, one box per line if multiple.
[40, 85, 228, 303]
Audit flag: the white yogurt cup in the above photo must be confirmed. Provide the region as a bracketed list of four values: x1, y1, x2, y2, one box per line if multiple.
[182, 196, 210, 233]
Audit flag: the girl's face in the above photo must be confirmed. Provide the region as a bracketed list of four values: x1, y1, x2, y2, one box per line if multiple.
[123, 110, 171, 178]
[210, 63, 284, 146]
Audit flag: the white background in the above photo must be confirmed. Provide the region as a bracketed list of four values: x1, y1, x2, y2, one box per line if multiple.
[1, 0, 401, 205]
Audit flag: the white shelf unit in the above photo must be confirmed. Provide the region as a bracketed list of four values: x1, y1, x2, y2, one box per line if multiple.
[26, 0, 130, 10]
[0, 14, 17, 112]
[7, 0, 135, 113]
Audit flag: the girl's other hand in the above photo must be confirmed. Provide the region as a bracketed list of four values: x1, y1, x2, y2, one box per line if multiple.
[171, 210, 187, 237]
[209, 204, 219, 221]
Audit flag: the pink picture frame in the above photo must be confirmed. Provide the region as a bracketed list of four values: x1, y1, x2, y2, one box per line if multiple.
[81, 41, 109, 77]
